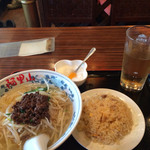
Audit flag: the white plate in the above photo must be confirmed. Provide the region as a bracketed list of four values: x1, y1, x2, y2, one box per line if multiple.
[72, 88, 145, 150]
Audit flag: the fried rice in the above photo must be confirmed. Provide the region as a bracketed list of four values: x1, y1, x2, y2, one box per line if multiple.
[77, 94, 133, 145]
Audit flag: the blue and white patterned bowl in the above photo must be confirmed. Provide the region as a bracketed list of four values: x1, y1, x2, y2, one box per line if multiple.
[0, 69, 82, 150]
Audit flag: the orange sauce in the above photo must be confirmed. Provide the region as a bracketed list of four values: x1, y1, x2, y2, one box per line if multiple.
[68, 72, 77, 79]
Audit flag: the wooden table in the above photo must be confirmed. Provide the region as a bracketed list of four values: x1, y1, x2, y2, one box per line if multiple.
[0, 26, 150, 150]
[0, 26, 129, 79]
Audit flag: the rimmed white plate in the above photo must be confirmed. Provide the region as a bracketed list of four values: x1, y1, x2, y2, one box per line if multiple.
[72, 88, 145, 150]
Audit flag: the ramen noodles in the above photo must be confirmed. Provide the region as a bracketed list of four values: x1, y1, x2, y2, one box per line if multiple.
[0, 82, 73, 150]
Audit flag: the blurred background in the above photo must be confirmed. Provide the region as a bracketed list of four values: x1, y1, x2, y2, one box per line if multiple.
[0, 0, 150, 28]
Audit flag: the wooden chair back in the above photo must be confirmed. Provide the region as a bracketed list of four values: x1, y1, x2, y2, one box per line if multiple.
[36, 0, 112, 27]
[111, 0, 150, 25]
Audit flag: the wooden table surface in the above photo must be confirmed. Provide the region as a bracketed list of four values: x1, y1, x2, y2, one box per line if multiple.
[0, 26, 150, 150]
[0, 26, 130, 79]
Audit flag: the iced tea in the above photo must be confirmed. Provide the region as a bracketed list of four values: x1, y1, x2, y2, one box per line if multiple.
[120, 26, 150, 91]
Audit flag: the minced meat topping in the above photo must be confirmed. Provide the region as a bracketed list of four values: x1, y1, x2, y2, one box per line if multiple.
[11, 92, 50, 126]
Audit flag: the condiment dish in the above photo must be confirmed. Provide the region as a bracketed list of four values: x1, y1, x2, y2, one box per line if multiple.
[54, 60, 88, 86]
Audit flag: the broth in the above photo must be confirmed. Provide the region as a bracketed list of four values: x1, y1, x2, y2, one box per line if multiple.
[0, 82, 73, 150]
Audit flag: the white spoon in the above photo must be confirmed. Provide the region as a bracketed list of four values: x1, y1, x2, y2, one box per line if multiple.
[23, 134, 50, 150]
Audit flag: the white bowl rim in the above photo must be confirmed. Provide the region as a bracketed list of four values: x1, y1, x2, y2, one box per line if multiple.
[54, 59, 88, 70]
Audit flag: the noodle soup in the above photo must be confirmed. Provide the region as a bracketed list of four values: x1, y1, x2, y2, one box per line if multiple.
[0, 82, 73, 150]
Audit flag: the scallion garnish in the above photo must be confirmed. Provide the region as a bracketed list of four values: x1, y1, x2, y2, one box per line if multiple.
[6, 113, 11, 116]
[24, 87, 47, 94]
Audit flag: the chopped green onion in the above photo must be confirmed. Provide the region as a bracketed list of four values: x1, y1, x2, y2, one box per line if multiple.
[20, 109, 25, 113]
[6, 113, 11, 116]
[48, 97, 50, 101]
[9, 118, 13, 122]
[24, 87, 47, 94]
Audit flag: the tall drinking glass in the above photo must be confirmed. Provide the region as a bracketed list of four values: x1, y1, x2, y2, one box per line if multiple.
[120, 26, 150, 91]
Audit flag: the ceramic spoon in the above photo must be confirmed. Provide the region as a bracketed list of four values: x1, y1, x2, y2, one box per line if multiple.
[68, 47, 96, 79]
[23, 134, 50, 150]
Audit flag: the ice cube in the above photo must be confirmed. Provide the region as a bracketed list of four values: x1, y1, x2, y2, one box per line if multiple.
[138, 34, 147, 38]
[136, 34, 147, 43]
